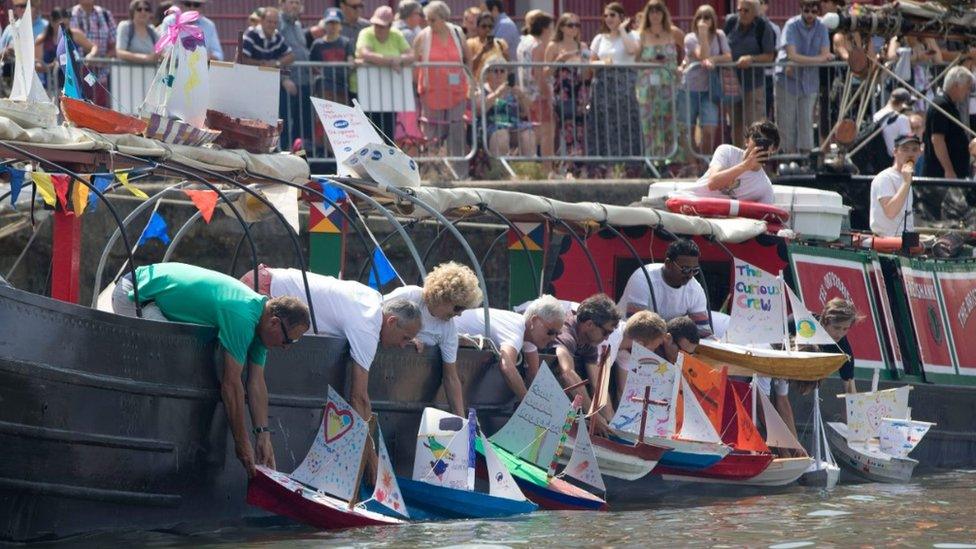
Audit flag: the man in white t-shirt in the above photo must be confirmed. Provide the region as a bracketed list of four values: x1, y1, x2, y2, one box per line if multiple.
[870, 134, 921, 237]
[241, 266, 421, 422]
[688, 120, 778, 204]
[872, 88, 914, 157]
[617, 239, 712, 337]
[455, 294, 567, 400]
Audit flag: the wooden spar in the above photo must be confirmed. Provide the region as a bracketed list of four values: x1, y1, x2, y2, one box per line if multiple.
[549, 394, 583, 478]
[563, 379, 589, 393]
[588, 346, 613, 417]
[348, 414, 377, 510]
[638, 386, 651, 445]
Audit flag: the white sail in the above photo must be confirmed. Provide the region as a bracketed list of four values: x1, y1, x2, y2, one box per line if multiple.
[291, 386, 369, 501]
[758, 387, 806, 452]
[481, 432, 528, 501]
[166, 44, 209, 128]
[725, 259, 787, 345]
[787, 284, 837, 347]
[677, 375, 723, 444]
[609, 343, 679, 439]
[844, 387, 911, 443]
[412, 408, 469, 490]
[562, 414, 606, 492]
[878, 418, 933, 458]
[490, 364, 574, 470]
[8, 3, 51, 104]
[370, 425, 409, 518]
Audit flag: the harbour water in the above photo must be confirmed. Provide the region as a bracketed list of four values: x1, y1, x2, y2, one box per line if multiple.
[56, 470, 976, 547]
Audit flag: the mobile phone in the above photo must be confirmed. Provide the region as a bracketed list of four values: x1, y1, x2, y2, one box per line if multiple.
[753, 136, 773, 151]
[487, 34, 495, 44]
[507, 73, 516, 87]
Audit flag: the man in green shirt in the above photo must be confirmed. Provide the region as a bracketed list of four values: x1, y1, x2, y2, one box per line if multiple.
[112, 262, 310, 478]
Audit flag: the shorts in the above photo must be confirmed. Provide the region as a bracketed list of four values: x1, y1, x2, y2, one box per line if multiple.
[530, 98, 554, 124]
[680, 90, 719, 127]
[111, 274, 168, 320]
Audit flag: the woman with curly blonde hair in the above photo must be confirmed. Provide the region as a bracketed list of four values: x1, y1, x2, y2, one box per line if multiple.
[385, 261, 483, 415]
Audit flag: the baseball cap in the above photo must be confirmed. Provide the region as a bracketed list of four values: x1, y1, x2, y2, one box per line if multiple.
[894, 134, 921, 147]
[890, 87, 913, 110]
[323, 7, 342, 23]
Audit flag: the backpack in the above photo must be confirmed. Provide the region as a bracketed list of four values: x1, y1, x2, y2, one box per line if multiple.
[124, 20, 158, 51]
[851, 114, 895, 175]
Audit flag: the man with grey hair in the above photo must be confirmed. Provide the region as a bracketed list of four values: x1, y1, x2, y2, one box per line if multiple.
[394, 0, 423, 46]
[923, 65, 975, 179]
[454, 295, 567, 399]
[240, 266, 420, 421]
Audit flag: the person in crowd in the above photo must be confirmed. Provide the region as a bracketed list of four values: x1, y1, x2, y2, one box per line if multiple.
[923, 66, 975, 180]
[870, 134, 921, 238]
[239, 266, 421, 430]
[517, 10, 555, 177]
[873, 87, 914, 158]
[480, 56, 536, 158]
[554, 294, 621, 437]
[69, 0, 116, 106]
[689, 119, 777, 204]
[247, 7, 260, 30]
[1, 0, 48, 52]
[681, 6, 730, 165]
[635, 0, 681, 163]
[546, 11, 590, 176]
[356, 5, 413, 139]
[816, 0, 844, 142]
[887, 35, 942, 112]
[36, 7, 69, 89]
[817, 298, 862, 394]
[335, 0, 367, 43]
[468, 12, 507, 79]
[617, 238, 712, 337]
[115, 0, 157, 64]
[384, 261, 483, 418]
[774, 0, 832, 156]
[661, 315, 700, 363]
[151, 0, 170, 26]
[241, 6, 296, 139]
[758, 0, 781, 121]
[413, 1, 468, 179]
[461, 5, 480, 38]
[393, 0, 422, 46]
[455, 295, 567, 400]
[112, 263, 311, 478]
[484, 0, 518, 60]
[724, 0, 776, 148]
[159, 0, 222, 61]
[277, 0, 312, 151]
[587, 1, 642, 176]
[612, 311, 669, 406]
[309, 7, 353, 105]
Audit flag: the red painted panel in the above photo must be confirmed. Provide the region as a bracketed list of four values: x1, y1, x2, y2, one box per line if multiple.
[936, 271, 976, 373]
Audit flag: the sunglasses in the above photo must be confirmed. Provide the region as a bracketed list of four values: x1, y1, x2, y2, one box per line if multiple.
[452, 305, 466, 314]
[647, 6, 663, 12]
[597, 324, 615, 338]
[134, 6, 152, 12]
[802, 6, 820, 13]
[546, 328, 561, 337]
[736, 7, 752, 13]
[13, 3, 26, 8]
[479, 23, 493, 29]
[677, 265, 702, 276]
[490, 67, 507, 73]
[277, 316, 296, 345]
[564, 22, 580, 28]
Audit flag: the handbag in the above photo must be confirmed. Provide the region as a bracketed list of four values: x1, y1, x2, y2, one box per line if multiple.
[708, 33, 741, 103]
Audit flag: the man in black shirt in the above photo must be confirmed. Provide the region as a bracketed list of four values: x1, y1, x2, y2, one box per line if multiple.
[923, 65, 975, 179]
[724, 0, 776, 148]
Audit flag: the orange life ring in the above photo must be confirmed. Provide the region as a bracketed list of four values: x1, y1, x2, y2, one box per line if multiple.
[665, 196, 791, 224]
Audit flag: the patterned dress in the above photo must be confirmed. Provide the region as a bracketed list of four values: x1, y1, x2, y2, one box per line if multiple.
[636, 41, 680, 161]
[552, 47, 591, 158]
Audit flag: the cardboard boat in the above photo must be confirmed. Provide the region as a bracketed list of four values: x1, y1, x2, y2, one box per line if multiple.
[206, 109, 283, 153]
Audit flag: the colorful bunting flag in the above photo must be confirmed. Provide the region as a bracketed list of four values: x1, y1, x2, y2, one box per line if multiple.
[87, 174, 112, 211]
[8, 167, 24, 205]
[138, 212, 170, 245]
[51, 174, 71, 211]
[30, 172, 57, 207]
[183, 189, 219, 223]
[116, 171, 148, 200]
[72, 176, 90, 216]
[367, 247, 397, 289]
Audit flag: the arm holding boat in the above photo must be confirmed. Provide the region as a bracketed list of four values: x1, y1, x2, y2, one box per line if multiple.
[349, 365, 378, 482]
[554, 346, 609, 436]
[441, 361, 466, 416]
[246, 361, 276, 471]
[221, 353, 257, 478]
[523, 350, 541, 385]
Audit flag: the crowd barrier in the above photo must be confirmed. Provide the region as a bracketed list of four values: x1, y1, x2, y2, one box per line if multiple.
[16, 56, 947, 179]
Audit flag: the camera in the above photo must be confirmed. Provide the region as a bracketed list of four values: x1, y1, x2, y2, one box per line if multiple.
[507, 73, 516, 87]
[753, 136, 773, 151]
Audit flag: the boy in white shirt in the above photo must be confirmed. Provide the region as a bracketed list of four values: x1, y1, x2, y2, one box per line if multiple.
[689, 119, 779, 204]
[870, 134, 921, 237]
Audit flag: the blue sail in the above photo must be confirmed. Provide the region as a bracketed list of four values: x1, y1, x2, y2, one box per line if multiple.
[57, 24, 84, 100]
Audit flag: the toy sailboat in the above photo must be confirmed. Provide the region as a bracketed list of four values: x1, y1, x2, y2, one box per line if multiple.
[479, 365, 608, 511]
[382, 407, 536, 520]
[827, 386, 934, 483]
[0, 2, 58, 128]
[139, 7, 220, 145]
[246, 386, 407, 529]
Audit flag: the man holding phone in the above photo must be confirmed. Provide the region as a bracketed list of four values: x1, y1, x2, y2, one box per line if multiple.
[688, 120, 779, 204]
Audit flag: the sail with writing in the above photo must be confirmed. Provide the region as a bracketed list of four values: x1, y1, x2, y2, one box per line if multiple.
[878, 418, 933, 458]
[370, 424, 408, 518]
[480, 431, 528, 501]
[758, 387, 806, 452]
[490, 364, 574, 470]
[845, 387, 910, 443]
[562, 413, 606, 492]
[787, 284, 837, 347]
[291, 386, 369, 501]
[412, 407, 469, 490]
[609, 343, 679, 439]
[677, 376, 723, 444]
[726, 259, 786, 345]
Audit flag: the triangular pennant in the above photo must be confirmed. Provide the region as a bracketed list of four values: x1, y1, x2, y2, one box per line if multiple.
[72, 176, 90, 216]
[367, 248, 398, 289]
[51, 174, 71, 212]
[371, 425, 409, 519]
[8, 168, 24, 205]
[183, 189, 219, 223]
[30, 172, 57, 207]
[786, 285, 837, 346]
[87, 174, 112, 211]
[563, 413, 606, 492]
[116, 171, 148, 200]
[138, 212, 170, 246]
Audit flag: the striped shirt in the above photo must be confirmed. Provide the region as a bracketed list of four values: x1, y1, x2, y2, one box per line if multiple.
[241, 26, 291, 62]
